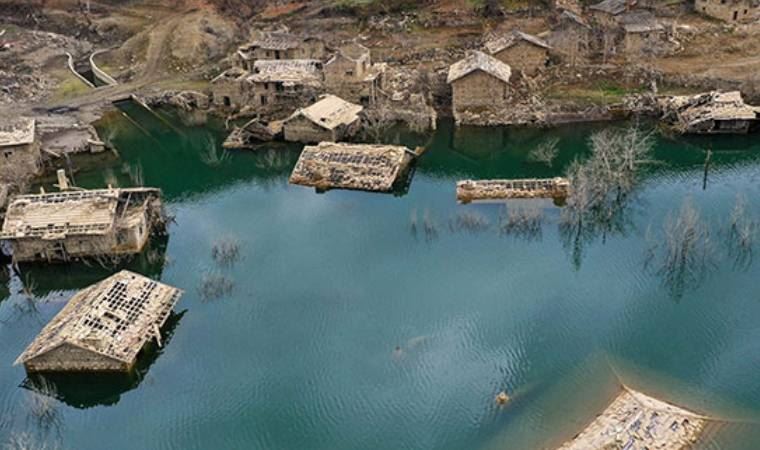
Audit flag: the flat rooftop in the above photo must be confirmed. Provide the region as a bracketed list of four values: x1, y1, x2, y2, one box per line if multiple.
[0, 118, 35, 147]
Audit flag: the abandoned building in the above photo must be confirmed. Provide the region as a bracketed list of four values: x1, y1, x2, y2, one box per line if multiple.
[289, 142, 421, 192]
[456, 178, 570, 203]
[210, 67, 249, 109]
[658, 91, 760, 134]
[484, 30, 551, 75]
[695, 0, 759, 22]
[447, 51, 513, 125]
[15, 270, 183, 373]
[547, 10, 592, 64]
[0, 117, 41, 183]
[619, 10, 666, 55]
[0, 187, 165, 263]
[324, 43, 386, 105]
[236, 31, 326, 70]
[282, 94, 363, 144]
[246, 59, 323, 109]
[589, 0, 633, 28]
[557, 388, 706, 449]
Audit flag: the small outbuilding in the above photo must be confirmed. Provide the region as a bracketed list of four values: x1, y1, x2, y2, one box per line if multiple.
[289, 142, 420, 192]
[283, 94, 363, 144]
[0, 118, 41, 182]
[447, 51, 513, 125]
[484, 31, 551, 75]
[547, 10, 592, 65]
[619, 10, 665, 55]
[0, 187, 165, 263]
[15, 270, 183, 373]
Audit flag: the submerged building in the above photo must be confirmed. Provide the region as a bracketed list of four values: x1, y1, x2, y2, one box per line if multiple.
[289, 142, 420, 192]
[658, 91, 760, 134]
[0, 117, 41, 182]
[15, 270, 183, 373]
[283, 94, 363, 144]
[0, 187, 165, 262]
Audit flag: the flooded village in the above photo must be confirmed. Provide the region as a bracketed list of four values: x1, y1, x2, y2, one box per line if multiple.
[1, 0, 760, 449]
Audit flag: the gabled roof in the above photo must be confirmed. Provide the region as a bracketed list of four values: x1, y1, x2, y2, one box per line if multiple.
[287, 95, 363, 131]
[559, 10, 591, 29]
[447, 51, 512, 85]
[15, 270, 183, 366]
[484, 30, 551, 55]
[0, 187, 160, 240]
[241, 31, 302, 53]
[247, 59, 322, 85]
[589, 0, 629, 15]
[619, 10, 664, 33]
[0, 118, 35, 148]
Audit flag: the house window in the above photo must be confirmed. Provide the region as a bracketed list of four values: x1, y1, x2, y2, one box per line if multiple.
[346, 70, 354, 76]
[733, 10, 738, 19]
[223, 96, 231, 107]
[3, 151, 11, 158]
[275, 50, 281, 59]
[275, 83, 284, 92]
[260, 95, 268, 105]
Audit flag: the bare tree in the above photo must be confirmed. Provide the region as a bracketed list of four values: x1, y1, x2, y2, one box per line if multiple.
[527, 137, 560, 167]
[499, 204, 543, 242]
[360, 103, 395, 144]
[727, 194, 756, 270]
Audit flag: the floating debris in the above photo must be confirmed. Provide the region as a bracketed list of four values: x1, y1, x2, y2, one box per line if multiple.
[14, 270, 183, 373]
[456, 178, 569, 203]
[557, 388, 706, 450]
[289, 142, 423, 193]
[495, 391, 510, 405]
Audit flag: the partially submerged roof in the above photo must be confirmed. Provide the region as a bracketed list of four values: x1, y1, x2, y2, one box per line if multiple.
[663, 91, 760, 123]
[247, 59, 322, 85]
[484, 30, 551, 55]
[0, 118, 35, 148]
[557, 388, 706, 450]
[287, 95, 363, 130]
[457, 178, 569, 203]
[0, 188, 160, 240]
[289, 142, 415, 192]
[620, 10, 664, 33]
[447, 51, 512, 85]
[589, 0, 629, 15]
[15, 270, 182, 366]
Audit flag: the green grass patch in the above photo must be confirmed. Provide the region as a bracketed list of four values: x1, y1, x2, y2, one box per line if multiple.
[50, 71, 91, 102]
[547, 81, 645, 106]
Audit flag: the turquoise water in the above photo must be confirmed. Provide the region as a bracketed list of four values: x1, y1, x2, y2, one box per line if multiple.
[2, 106, 760, 449]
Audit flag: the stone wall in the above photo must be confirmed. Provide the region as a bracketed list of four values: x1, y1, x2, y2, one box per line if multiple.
[451, 71, 510, 124]
[493, 42, 548, 75]
[283, 116, 335, 143]
[0, 141, 41, 184]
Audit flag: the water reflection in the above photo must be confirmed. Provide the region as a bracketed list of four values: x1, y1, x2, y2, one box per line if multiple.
[19, 310, 185, 409]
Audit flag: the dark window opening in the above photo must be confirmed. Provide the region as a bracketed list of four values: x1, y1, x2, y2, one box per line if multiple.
[260, 95, 268, 105]
[223, 96, 231, 107]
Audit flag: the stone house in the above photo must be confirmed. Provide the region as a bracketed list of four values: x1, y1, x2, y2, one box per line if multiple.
[589, 0, 633, 28]
[283, 94, 363, 144]
[324, 43, 386, 105]
[447, 51, 513, 125]
[484, 31, 551, 75]
[619, 11, 666, 55]
[695, 0, 759, 22]
[0, 187, 165, 263]
[236, 31, 326, 70]
[210, 68, 249, 109]
[245, 59, 323, 109]
[547, 10, 592, 64]
[15, 270, 182, 373]
[0, 118, 41, 183]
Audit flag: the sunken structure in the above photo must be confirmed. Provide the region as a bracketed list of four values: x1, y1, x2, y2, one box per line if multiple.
[0, 187, 165, 263]
[456, 178, 570, 203]
[283, 94, 363, 144]
[289, 142, 422, 193]
[15, 270, 183, 373]
[658, 91, 760, 134]
[557, 388, 706, 450]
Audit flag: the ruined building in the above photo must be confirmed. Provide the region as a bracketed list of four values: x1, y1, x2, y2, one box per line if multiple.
[236, 31, 326, 70]
[484, 30, 551, 75]
[447, 51, 513, 125]
[695, 0, 759, 22]
[547, 10, 592, 64]
[283, 94, 363, 144]
[15, 270, 183, 373]
[0, 117, 41, 183]
[658, 91, 760, 134]
[589, 0, 633, 29]
[246, 59, 323, 109]
[324, 43, 386, 105]
[0, 187, 165, 263]
[210, 67, 249, 110]
[618, 10, 666, 55]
